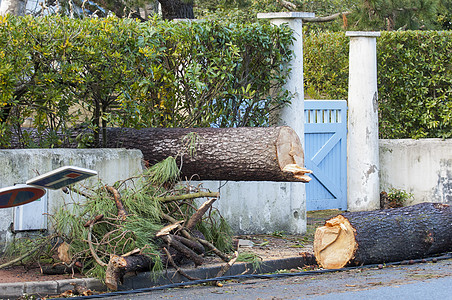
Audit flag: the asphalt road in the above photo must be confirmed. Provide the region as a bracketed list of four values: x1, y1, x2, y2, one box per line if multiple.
[102, 258, 452, 300]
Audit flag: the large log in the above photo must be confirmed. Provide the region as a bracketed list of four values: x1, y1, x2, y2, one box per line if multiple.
[102, 126, 310, 182]
[314, 203, 452, 269]
[10, 126, 311, 182]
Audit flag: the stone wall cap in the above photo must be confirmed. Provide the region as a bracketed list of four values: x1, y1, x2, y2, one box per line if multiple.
[257, 12, 315, 19]
[346, 31, 381, 37]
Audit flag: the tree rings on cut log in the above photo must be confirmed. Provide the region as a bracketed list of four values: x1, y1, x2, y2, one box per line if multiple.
[314, 215, 357, 269]
[314, 203, 452, 269]
[275, 127, 304, 169]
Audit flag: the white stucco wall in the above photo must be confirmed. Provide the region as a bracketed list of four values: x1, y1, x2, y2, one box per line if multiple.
[193, 181, 306, 235]
[379, 139, 452, 206]
[0, 149, 143, 251]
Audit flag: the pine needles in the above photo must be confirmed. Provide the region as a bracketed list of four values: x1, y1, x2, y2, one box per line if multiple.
[2, 156, 233, 285]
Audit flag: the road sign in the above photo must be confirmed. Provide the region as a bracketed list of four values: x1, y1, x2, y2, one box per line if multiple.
[0, 184, 46, 208]
[26, 166, 97, 190]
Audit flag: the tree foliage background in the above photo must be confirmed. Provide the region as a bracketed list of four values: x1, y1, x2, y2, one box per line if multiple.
[304, 30, 452, 139]
[0, 15, 293, 148]
[15, 0, 452, 31]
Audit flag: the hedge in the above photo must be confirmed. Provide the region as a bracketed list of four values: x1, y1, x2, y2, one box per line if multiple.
[0, 15, 293, 147]
[304, 30, 452, 139]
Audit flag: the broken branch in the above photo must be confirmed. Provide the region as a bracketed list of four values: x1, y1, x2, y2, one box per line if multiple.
[159, 234, 204, 266]
[277, 0, 297, 11]
[304, 11, 351, 23]
[197, 238, 230, 262]
[185, 197, 217, 230]
[162, 247, 200, 281]
[158, 192, 219, 203]
[105, 186, 127, 219]
[211, 251, 239, 286]
[88, 223, 108, 267]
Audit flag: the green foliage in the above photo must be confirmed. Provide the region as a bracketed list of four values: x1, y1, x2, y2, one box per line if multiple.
[303, 31, 349, 99]
[236, 251, 262, 269]
[51, 180, 165, 279]
[0, 15, 293, 147]
[387, 188, 413, 205]
[352, 0, 442, 30]
[378, 31, 452, 139]
[196, 211, 233, 252]
[44, 158, 232, 280]
[304, 30, 452, 139]
[146, 156, 180, 186]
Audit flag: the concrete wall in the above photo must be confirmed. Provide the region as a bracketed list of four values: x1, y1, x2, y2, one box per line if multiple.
[2, 139, 450, 249]
[0, 149, 143, 252]
[379, 139, 452, 206]
[193, 181, 306, 235]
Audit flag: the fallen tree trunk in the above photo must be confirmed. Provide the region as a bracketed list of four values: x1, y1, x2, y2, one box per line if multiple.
[9, 126, 311, 182]
[314, 203, 452, 269]
[103, 126, 310, 182]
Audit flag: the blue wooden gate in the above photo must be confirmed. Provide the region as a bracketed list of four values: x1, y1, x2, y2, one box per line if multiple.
[304, 100, 347, 211]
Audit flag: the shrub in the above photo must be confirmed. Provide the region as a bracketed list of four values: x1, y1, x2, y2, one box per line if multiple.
[304, 30, 452, 139]
[0, 15, 294, 147]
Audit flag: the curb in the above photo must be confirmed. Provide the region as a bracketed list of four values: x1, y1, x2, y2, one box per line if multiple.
[0, 256, 315, 299]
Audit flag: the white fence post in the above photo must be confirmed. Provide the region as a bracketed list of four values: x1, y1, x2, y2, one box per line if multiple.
[346, 31, 381, 211]
[256, 12, 314, 232]
[257, 12, 314, 142]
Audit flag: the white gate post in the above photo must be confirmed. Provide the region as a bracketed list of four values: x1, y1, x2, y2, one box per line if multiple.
[197, 13, 315, 235]
[257, 12, 314, 141]
[257, 12, 314, 232]
[346, 31, 381, 211]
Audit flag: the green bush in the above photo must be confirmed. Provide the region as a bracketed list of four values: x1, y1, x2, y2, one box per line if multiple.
[304, 30, 452, 139]
[0, 15, 293, 147]
[304, 31, 349, 100]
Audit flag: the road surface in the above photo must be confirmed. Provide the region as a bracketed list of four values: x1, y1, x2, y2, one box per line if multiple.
[104, 258, 452, 300]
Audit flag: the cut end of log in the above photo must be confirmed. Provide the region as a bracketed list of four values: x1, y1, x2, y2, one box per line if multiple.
[277, 127, 312, 182]
[314, 215, 356, 269]
[276, 127, 304, 167]
[282, 164, 313, 182]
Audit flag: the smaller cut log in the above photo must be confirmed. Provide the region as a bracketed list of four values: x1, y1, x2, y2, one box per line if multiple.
[314, 203, 452, 269]
[105, 254, 153, 291]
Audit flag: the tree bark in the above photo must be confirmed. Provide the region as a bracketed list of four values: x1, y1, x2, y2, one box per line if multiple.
[303, 12, 351, 23]
[103, 126, 309, 182]
[9, 126, 310, 182]
[158, 0, 194, 20]
[314, 203, 452, 269]
[41, 264, 80, 275]
[105, 254, 153, 290]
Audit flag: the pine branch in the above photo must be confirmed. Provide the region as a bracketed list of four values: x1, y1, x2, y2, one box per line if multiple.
[304, 11, 351, 23]
[157, 191, 219, 203]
